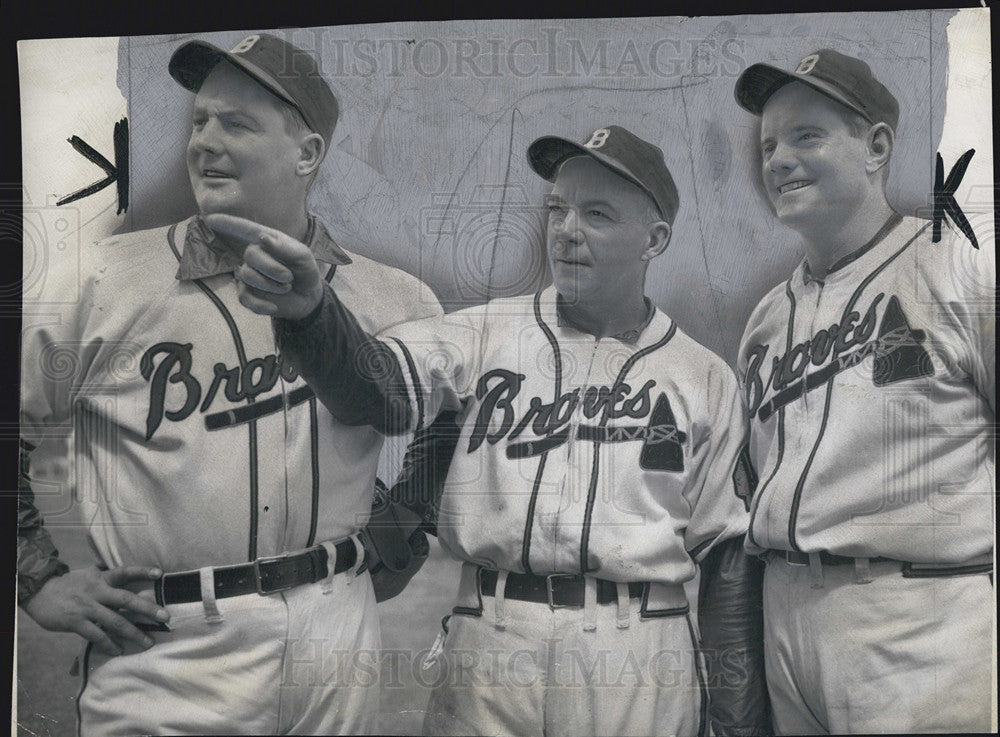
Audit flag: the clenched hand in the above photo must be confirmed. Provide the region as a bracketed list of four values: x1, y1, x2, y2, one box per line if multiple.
[205, 213, 326, 320]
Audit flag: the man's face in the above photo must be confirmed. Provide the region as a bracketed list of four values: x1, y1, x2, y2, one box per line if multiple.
[187, 62, 306, 222]
[546, 156, 658, 303]
[759, 82, 872, 233]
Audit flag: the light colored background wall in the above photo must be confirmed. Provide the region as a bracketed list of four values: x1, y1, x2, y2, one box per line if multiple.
[18, 9, 993, 737]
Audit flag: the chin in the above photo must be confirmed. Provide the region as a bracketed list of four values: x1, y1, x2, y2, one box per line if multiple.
[194, 194, 248, 220]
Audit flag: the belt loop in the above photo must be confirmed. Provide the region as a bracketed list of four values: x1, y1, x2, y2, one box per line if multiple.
[583, 577, 598, 632]
[615, 582, 631, 629]
[199, 567, 224, 623]
[808, 552, 824, 589]
[319, 540, 338, 594]
[854, 557, 873, 584]
[492, 571, 509, 630]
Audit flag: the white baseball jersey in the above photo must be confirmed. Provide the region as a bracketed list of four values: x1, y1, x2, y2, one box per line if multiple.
[737, 215, 995, 563]
[20, 215, 442, 573]
[379, 285, 753, 585]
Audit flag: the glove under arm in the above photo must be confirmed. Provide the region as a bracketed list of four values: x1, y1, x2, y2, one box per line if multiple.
[697, 536, 770, 736]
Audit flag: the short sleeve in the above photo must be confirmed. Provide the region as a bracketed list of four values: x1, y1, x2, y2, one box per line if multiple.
[682, 362, 754, 561]
[379, 309, 486, 432]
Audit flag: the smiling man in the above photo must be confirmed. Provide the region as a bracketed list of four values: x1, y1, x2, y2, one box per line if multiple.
[18, 34, 441, 735]
[734, 50, 995, 734]
[218, 125, 771, 737]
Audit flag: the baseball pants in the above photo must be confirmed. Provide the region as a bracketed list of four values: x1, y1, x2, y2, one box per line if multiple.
[763, 554, 995, 734]
[76, 568, 381, 736]
[422, 565, 707, 737]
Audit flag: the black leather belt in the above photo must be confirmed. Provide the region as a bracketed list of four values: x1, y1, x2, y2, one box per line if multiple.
[479, 569, 645, 608]
[777, 550, 894, 567]
[155, 539, 359, 606]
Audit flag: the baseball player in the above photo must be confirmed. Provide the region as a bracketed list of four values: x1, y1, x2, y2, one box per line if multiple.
[733, 50, 995, 733]
[219, 125, 771, 736]
[18, 34, 441, 735]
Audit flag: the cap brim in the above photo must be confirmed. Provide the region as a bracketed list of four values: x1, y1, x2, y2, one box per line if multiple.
[527, 136, 650, 199]
[168, 40, 298, 112]
[734, 62, 873, 123]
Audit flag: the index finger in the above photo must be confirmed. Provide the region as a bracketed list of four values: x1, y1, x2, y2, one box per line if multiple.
[204, 213, 280, 245]
[103, 566, 163, 586]
[205, 215, 316, 268]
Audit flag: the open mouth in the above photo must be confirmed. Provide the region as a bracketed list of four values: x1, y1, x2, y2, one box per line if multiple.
[777, 180, 812, 194]
[201, 168, 234, 179]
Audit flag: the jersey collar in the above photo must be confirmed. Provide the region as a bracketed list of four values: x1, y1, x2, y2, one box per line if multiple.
[555, 291, 656, 344]
[175, 214, 352, 281]
[800, 212, 903, 285]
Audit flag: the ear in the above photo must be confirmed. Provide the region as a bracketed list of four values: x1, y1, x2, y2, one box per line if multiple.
[641, 221, 672, 261]
[865, 123, 893, 175]
[297, 132, 326, 178]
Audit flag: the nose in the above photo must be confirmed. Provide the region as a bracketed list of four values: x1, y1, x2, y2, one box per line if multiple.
[189, 118, 221, 156]
[766, 141, 795, 174]
[552, 207, 580, 246]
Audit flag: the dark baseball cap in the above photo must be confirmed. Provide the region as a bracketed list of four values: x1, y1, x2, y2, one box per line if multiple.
[527, 125, 680, 223]
[169, 33, 339, 147]
[735, 49, 899, 131]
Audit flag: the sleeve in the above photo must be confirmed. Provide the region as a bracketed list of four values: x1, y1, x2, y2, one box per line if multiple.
[387, 406, 465, 536]
[377, 310, 483, 434]
[951, 240, 995, 414]
[921, 224, 995, 415]
[682, 360, 755, 562]
[274, 287, 413, 434]
[697, 536, 770, 736]
[274, 287, 481, 435]
[17, 440, 70, 605]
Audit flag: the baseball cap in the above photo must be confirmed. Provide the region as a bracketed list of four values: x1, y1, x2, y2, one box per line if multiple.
[527, 125, 680, 223]
[169, 33, 339, 147]
[734, 49, 899, 131]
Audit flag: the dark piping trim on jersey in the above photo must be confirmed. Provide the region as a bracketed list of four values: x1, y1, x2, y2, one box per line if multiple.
[783, 223, 928, 550]
[748, 408, 783, 549]
[534, 291, 563, 401]
[75, 642, 92, 737]
[639, 583, 691, 618]
[452, 567, 485, 616]
[686, 613, 710, 737]
[386, 336, 424, 433]
[578, 320, 677, 574]
[520, 292, 565, 575]
[902, 562, 993, 578]
[520, 454, 548, 576]
[840, 222, 929, 319]
[169, 223, 260, 561]
[305, 397, 320, 548]
[787, 381, 834, 551]
[579, 441, 602, 573]
[825, 213, 903, 275]
[749, 280, 796, 547]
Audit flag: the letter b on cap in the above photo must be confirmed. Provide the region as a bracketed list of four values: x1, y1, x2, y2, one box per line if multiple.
[795, 54, 819, 75]
[585, 129, 611, 149]
[231, 35, 260, 54]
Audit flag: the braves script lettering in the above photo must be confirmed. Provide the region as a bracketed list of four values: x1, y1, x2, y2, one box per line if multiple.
[468, 369, 687, 472]
[140, 342, 303, 439]
[744, 293, 934, 420]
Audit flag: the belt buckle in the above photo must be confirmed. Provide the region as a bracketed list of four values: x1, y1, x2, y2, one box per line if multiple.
[546, 573, 579, 609]
[253, 552, 295, 595]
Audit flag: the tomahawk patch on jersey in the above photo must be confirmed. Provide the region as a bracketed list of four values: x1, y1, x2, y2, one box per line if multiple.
[738, 216, 994, 562]
[381, 286, 751, 585]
